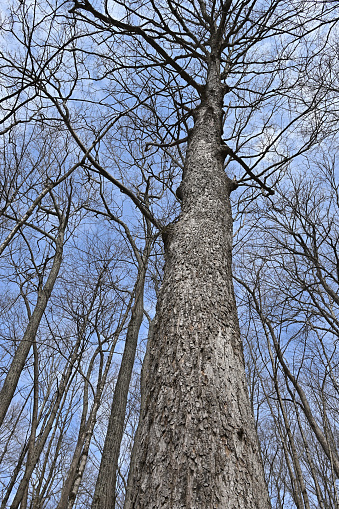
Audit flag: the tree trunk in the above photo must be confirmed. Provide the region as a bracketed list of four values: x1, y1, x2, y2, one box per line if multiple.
[92, 252, 149, 509]
[20, 342, 39, 509]
[56, 297, 133, 509]
[8, 326, 82, 509]
[124, 61, 270, 508]
[0, 222, 66, 428]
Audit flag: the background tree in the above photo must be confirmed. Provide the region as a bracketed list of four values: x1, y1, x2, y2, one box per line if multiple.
[234, 154, 339, 507]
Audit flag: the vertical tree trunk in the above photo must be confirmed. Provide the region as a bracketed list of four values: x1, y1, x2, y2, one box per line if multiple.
[125, 61, 270, 508]
[20, 342, 39, 509]
[66, 418, 98, 509]
[270, 351, 310, 508]
[295, 403, 326, 509]
[56, 300, 132, 509]
[0, 221, 66, 428]
[91, 249, 149, 509]
[9, 325, 83, 509]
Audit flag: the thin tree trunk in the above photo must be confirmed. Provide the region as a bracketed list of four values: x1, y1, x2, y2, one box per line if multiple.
[34, 409, 69, 509]
[251, 346, 304, 508]
[0, 221, 66, 427]
[56, 306, 131, 509]
[267, 336, 310, 508]
[20, 341, 39, 509]
[56, 362, 98, 509]
[249, 287, 339, 479]
[55, 253, 137, 509]
[9, 331, 82, 509]
[0, 442, 29, 509]
[66, 415, 99, 509]
[294, 399, 326, 509]
[124, 60, 270, 508]
[91, 248, 149, 509]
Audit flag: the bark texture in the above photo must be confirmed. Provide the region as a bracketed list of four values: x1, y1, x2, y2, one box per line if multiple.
[125, 63, 270, 508]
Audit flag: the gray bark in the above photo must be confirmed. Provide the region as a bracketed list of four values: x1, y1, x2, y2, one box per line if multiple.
[124, 61, 270, 508]
[66, 420, 97, 509]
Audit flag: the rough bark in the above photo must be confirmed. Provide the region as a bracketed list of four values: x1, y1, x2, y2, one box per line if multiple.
[124, 61, 270, 508]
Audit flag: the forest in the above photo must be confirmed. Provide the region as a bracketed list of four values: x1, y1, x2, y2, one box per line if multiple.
[0, 0, 338, 507]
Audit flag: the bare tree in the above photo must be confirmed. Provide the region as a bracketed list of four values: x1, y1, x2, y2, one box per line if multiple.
[235, 159, 339, 507]
[0, 188, 71, 427]
[1, 0, 338, 507]
[64, 1, 337, 506]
